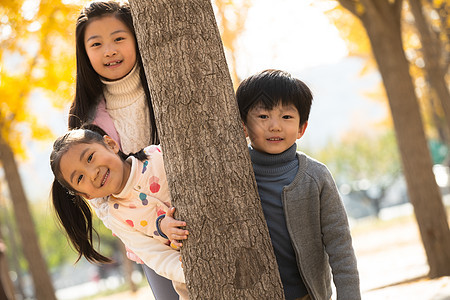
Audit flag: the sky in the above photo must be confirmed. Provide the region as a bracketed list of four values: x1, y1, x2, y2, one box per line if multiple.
[14, 0, 387, 202]
[236, 0, 348, 74]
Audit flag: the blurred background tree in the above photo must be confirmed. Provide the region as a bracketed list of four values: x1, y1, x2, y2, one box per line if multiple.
[317, 130, 401, 218]
[407, 0, 450, 151]
[324, 0, 450, 277]
[0, 0, 77, 298]
[213, 0, 252, 87]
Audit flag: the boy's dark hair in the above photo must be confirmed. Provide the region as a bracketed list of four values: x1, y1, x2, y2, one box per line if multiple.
[236, 69, 313, 126]
[69, 1, 159, 145]
[50, 127, 146, 264]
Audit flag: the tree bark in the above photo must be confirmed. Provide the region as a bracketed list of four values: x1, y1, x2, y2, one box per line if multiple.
[0, 137, 56, 299]
[409, 0, 450, 143]
[129, 0, 285, 298]
[339, 0, 450, 277]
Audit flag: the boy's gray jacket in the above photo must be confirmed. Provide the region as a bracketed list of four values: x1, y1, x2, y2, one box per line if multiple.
[282, 152, 361, 300]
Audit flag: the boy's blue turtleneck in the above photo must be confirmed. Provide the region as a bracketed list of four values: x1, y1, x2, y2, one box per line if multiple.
[249, 143, 299, 176]
[248, 143, 308, 299]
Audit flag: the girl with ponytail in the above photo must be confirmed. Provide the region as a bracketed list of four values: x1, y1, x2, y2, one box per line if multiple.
[50, 128, 188, 299]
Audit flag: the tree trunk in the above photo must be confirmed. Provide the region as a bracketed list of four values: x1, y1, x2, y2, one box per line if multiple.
[409, 0, 450, 143]
[426, 0, 450, 71]
[0, 230, 16, 300]
[129, 0, 285, 298]
[118, 242, 137, 293]
[0, 137, 56, 299]
[339, 0, 450, 277]
[0, 200, 26, 299]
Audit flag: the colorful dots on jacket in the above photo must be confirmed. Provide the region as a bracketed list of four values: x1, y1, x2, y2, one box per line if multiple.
[142, 161, 148, 174]
[139, 193, 149, 205]
[149, 176, 160, 193]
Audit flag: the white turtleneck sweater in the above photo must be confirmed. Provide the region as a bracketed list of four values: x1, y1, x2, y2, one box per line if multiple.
[101, 64, 151, 154]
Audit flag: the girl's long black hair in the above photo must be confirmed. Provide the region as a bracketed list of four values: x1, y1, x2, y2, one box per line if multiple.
[50, 126, 146, 263]
[51, 180, 110, 263]
[68, 1, 159, 145]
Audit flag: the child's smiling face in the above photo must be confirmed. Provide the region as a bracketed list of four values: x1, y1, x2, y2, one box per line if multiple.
[244, 103, 307, 154]
[84, 15, 137, 81]
[59, 137, 130, 199]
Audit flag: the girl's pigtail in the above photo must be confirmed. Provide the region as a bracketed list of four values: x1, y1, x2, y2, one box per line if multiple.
[51, 179, 111, 264]
[121, 149, 147, 162]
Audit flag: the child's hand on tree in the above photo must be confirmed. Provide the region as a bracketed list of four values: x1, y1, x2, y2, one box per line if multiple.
[160, 207, 189, 248]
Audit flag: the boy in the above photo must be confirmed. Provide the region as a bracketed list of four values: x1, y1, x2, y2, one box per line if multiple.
[236, 69, 361, 300]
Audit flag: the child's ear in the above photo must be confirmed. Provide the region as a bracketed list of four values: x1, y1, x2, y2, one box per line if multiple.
[103, 135, 120, 153]
[242, 121, 249, 137]
[82, 194, 93, 200]
[297, 121, 308, 139]
[74, 193, 92, 201]
[74, 193, 92, 200]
